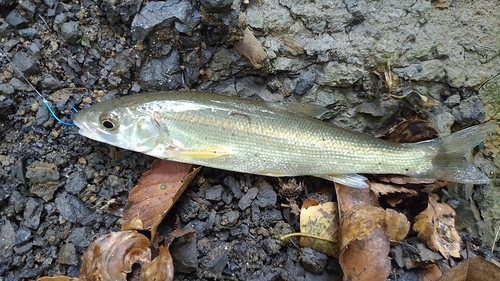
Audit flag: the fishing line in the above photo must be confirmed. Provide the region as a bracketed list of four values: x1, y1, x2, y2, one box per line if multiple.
[0, 49, 77, 126]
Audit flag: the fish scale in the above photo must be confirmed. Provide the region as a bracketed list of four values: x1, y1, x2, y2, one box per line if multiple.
[74, 91, 496, 188]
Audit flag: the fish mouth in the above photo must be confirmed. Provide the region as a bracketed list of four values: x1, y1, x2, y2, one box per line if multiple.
[73, 118, 104, 142]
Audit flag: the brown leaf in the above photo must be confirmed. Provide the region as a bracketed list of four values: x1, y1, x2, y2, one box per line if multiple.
[340, 227, 391, 281]
[80, 231, 152, 281]
[141, 246, 174, 281]
[336, 183, 391, 281]
[370, 181, 419, 196]
[385, 208, 410, 242]
[420, 264, 443, 281]
[299, 199, 340, 257]
[380, 118, 438, 143]
[79, 229, 193, 281]
[413, 194, 461, 258]
[437, 256, 500, 281]
[377, 175, 438, 185]
[234, 27, 266, 68]
[122, 159, 200, 241]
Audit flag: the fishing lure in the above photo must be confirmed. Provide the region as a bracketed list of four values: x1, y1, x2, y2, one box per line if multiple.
[0, 49, 76, 126]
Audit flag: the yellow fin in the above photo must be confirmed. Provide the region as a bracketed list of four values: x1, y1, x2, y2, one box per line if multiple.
[169, 148, 234, 159]
[256, 171, 289, 176]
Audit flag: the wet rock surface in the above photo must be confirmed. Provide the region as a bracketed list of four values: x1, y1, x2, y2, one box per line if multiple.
[0, 0, 499, 280]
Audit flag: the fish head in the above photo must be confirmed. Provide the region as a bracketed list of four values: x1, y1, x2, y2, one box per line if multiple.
[74, 101, 165, 154]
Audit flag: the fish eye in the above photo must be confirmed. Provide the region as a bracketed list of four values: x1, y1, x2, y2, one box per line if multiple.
[99, 111, 120, 131]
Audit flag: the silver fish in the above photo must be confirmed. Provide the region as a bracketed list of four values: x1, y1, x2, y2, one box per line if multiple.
[74, 91, 497, 188]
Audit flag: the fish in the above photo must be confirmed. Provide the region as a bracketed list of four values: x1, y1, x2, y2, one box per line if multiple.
[73, 91, 497, 188]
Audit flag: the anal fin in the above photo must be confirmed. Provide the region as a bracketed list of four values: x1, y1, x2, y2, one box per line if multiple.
[319, 173, 369, 188]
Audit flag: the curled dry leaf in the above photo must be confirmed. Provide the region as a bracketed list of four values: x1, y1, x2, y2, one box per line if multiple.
[122, 159, 200, 241]
[80, 230, 177, 281]
[80, 231, 151, 281]
[437, 256, 500, 281]
[299, 199, 340, 257]
[234, 27, 266, 68]
[413, 194, 461, 259]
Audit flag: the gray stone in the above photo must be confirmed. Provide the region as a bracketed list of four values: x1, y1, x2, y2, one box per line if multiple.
[256, 185, 277, 208]
[392, 60, 445, 82]
[18, 28, 37, 39]
[0, 219, 15, 263]
[238, 187, 259, 210]
[131, 0, 201, 41]
[60, 21, 80, 44]
[65, 172, 87, 194]
[451, 95, 485, 127]
[170, 235, 198, 273]
[23, 198, 42, 229]
[35, 102, 50, 126]
[26, 161, 60, 201]
[183, 50, 201, 86]
[68, 227, 91, 250]
[205, 185, 223, 201]
[58, 243, 78, 265]
[102, 0, 143, 23]
[200, 0, 233, 12]
[13, 242, 32, 255]
[295, 69, 317, 95]
[220, 210, 239, 226]
[223, 176, 242, 199]
[139, 50, 182, 91]
[443, 94, 461, 108]
[261, 238, 281, 255]
[55, 192, 90, 223]
[12, 51, 38, 76]
[5, 9, 28, 28]
[14, 227, 32, 245]
[428, 112, 455, 136]
[300, 247, 328, 273]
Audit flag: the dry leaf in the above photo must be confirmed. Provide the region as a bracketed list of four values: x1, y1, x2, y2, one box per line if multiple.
[370, 181, 419, 196]
[340, 205, 386, 247]
[80, 231, 152, 281]
[413, 194, 461, 258]
[385, 208, 410, 242]
[37, 277, 79, 281]
[122, 159, 200, 241]
[234, 27, 266, 68]
[377, 175, 438, 185]
[420, 264, 443, 281]
[381, 118, 438, 143]
[335, 183, 391, 281]
[79, 230, 185, 281]
[340, 227, 391, 281]
[299, 199, 340, 257]
[437, 256, 500, 281]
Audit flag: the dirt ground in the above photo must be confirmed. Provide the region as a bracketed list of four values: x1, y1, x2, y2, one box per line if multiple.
[1, 0, 499, 280]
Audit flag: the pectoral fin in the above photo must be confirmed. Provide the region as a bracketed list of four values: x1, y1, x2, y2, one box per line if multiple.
[319, 173, 369, 189]
[256, 170, 290, 176]
[167, 147, 234, 160]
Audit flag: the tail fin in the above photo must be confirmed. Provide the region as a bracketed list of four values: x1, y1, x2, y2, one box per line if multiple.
[412, 123, 498, 184]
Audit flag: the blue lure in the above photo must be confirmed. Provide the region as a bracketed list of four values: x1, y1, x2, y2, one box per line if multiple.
[1, 50, 77, 126]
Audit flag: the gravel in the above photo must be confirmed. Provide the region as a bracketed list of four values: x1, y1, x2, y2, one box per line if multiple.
[0, 0, 498, 280]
